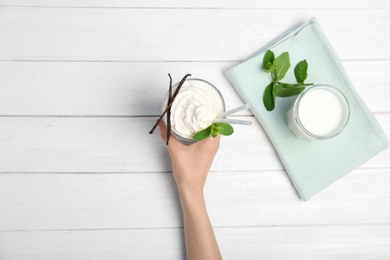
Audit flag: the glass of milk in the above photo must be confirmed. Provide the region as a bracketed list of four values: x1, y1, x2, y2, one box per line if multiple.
[162, 78, 225, 144]
[286, 84, 350, 141]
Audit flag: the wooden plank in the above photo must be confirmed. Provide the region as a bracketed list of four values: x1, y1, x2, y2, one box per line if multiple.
[1, 8, 389, 61]
[0, 115, 388, 173]
[0, 225, 389, 259]
[0, 61, 246, 116]
[217, 225, 390, 259]
[0, 61, 388, 116]
[0, 169, 389, 230]
[0, 116, 276, 173]
[1, 0, 389, 9]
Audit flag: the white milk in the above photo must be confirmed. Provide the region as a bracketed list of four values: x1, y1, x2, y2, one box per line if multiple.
[286, 85, 349, 140]
[163, 79, 225, 142]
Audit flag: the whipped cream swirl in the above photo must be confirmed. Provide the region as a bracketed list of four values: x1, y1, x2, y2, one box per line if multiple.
[164, 79, 225, 139]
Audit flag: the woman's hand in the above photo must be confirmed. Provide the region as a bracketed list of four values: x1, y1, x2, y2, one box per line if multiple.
[158, 120, 221, 195]
[157, 120, 222, 260]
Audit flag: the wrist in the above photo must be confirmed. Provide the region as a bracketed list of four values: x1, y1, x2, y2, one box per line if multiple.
[172, 168, 207, 199]
[178, 185, 204, 199]
[178, 186, 205, 209]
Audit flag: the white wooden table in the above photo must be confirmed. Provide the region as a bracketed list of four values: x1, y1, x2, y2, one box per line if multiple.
[1, 1, 390, 259]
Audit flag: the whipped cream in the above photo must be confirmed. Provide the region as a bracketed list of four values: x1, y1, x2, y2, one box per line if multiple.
[163, 79, 225, 140]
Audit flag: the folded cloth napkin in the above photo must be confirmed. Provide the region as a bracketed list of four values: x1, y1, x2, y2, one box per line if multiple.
[225, 17, 388, 200]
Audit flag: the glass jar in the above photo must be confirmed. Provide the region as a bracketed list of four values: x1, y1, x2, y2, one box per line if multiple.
[286, 84, 350, 141]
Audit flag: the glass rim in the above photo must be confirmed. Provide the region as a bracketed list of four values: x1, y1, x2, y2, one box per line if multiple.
[293, 84, 350, 139]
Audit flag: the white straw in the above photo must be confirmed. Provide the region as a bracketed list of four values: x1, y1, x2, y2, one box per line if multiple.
[212, 118, 252, 125]
[218, 103, 250, 118]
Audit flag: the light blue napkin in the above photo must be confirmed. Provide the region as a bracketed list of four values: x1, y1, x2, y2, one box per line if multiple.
[225, 18, 388, 200]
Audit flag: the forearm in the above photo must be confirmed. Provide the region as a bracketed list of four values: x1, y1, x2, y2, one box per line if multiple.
[157, 119, 222, 258]
[179, 188, 222, 260]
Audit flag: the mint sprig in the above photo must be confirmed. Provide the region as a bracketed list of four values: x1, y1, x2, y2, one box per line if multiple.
[262, 50, 313, 111]
[193, 123, 234, 141]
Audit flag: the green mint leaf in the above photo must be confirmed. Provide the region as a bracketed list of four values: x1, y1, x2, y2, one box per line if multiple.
[263, 50, 275, 69]
[294, 60, 308, 84]
[265, 61, 273, 69]
[271, 70, 277, 82]
[281, 83, 299, 88]
[274, 52, 290, 81]
[193, 122, 235, 141]
[274, 83, 305, 97]
[214, 123, 234, 136]
[193, 126, 211, 141]
[210, 126, 218, 138]
[265, 63, 276, 73]
[263, 82, 275, 111]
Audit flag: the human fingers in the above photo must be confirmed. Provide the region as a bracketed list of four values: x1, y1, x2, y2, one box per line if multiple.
[157, 120, 167, 143]
[157, 120, 181, 147]
[199, 134, 221, 152]
[203, 133, 221, 144]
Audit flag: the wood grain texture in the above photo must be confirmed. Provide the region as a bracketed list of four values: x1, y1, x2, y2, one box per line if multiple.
[1, 61, 389, 116]
[0, 169, 389, 231]
[1, 1, 389, 259]
[1, 0, 390, 8]
[0, 226, 389, 260]
[1, 8, 389, 61]
[0, 115, 388, 173]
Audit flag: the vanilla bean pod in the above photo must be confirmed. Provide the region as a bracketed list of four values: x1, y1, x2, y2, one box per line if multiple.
[166, 74, 173, 145]
[149, 74, 192, 143]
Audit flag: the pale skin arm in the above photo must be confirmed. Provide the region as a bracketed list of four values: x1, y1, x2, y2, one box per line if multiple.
[158, 121, 222, 260]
